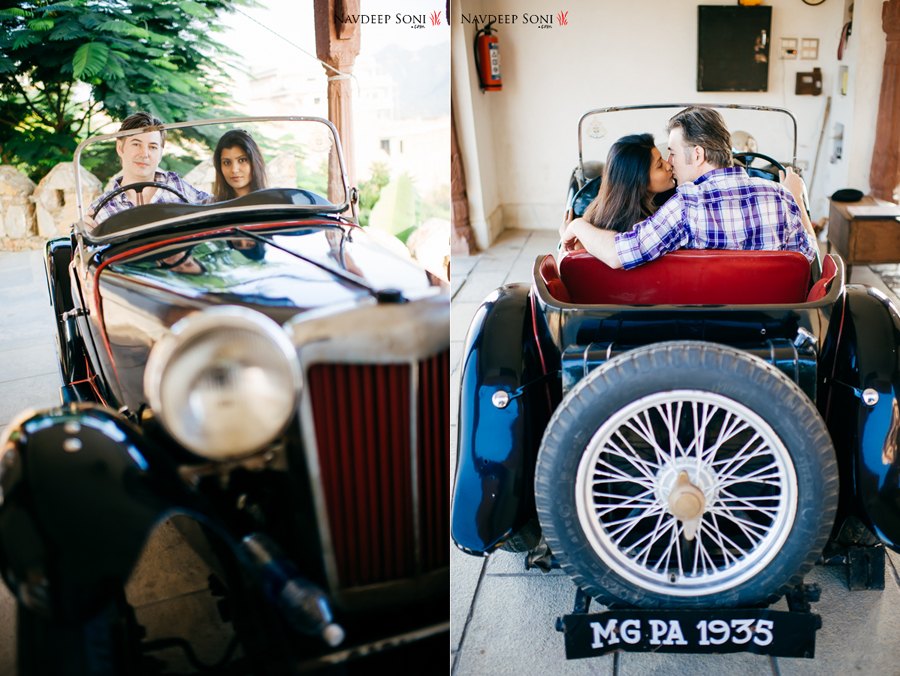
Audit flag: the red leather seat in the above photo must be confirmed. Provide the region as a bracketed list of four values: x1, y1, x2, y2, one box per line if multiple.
[806, 255, 837, 302]
[550, 249, 811, 305]
[538, 254, 572, 303]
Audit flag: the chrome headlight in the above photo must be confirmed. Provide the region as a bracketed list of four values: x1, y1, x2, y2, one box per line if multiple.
[144, 307, 300, 460]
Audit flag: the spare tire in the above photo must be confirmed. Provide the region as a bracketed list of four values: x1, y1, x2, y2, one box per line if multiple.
[535, 341, 837, 609]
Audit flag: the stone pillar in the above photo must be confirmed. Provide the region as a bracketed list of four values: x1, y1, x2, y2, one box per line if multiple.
[33, 162, 102, 237]
[451, 114, 475, 255]
[0, 166, 36, 239]
[314, 0, 361, 203]
[870, 0, 900, 201]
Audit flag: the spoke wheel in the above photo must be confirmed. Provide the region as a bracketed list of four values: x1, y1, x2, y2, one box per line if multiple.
[535, 341, 837, 609]
[576, 390, 796, 596]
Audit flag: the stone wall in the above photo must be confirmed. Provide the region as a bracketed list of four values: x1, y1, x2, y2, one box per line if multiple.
[0, 166, 36, 239]
[0, 162, 104, 248]
[33, 162, 102, 238]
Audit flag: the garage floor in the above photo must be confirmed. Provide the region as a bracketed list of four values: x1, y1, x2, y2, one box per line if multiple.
[450, 229, 900, 676]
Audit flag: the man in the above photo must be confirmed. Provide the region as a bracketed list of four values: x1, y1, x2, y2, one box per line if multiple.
[89, 111, 210, 224]
[562, 106, 817, 269]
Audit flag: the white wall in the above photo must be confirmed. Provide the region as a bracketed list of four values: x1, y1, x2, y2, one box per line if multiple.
[454, 0, 886, 244]
[452, 0, 504, 249]
[814, 0, 885, 215]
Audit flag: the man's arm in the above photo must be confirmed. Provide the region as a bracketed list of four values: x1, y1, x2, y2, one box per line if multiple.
[561, 218, 622, 269]
[780, 167, 817, 244]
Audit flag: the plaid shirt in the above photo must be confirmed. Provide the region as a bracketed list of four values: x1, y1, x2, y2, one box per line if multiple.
[90, 171, 211, 223]
[614, 166, 815, 269]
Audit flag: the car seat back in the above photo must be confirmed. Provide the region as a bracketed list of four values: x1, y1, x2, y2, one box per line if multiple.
[552, 249, 811, 305]
[805, 255, 838, 302]
[538, 254, 572, 303]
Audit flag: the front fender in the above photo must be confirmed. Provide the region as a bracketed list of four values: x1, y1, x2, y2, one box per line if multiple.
[451, 284, 552, 555]
[825, 285, 900, 548]
[0, 405, 204, 621]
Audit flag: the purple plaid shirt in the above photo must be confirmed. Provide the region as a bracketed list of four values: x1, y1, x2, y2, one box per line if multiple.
[614, 167, 815, 269]
[89, 171, 211, 223]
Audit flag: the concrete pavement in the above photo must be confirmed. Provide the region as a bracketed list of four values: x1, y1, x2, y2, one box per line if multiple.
[0, 249, 60, 429]
[450, 229, 900, 676]
[0, 249, 59, 676]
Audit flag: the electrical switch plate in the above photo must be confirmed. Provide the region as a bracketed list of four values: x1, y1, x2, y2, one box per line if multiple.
[800, 38, 819, 60]
[781, 37, 798, 59]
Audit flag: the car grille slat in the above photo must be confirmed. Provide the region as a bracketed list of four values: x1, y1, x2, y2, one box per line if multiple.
[418, 350, 449, 571]
[308, 352, 449, 589]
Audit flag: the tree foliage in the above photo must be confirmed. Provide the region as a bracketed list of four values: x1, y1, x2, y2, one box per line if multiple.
[0, 0, 249, 179]
[357, 162, 390, 227]
[368, 172, 418, 243]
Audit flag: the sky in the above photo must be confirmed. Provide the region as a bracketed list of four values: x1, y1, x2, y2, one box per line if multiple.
[219, 0, 449, 81]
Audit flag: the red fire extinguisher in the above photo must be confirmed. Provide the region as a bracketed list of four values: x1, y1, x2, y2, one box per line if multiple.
[474, 22, 502, 91]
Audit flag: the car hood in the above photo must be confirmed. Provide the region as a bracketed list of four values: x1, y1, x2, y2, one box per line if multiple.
[103, 225, 434, 308]
[95, 224, 445, 409]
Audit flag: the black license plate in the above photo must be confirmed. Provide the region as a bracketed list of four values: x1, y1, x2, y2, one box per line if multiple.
[562, 608, 818, 659]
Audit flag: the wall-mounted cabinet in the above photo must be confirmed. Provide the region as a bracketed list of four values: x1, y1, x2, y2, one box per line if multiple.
[698, 5, 772, 92]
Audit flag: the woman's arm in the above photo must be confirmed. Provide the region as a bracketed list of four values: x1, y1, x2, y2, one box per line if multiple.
[561, 218, 622, 268]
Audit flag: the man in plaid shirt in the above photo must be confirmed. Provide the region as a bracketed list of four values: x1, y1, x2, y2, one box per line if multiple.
[88, 111, 211, 225]
[562, 106, 817, 269]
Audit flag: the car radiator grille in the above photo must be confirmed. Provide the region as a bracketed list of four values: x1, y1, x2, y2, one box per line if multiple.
[307, 350, 450, 588]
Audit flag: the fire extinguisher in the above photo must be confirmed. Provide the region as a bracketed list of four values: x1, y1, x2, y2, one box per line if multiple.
[474, 22, 502, 92]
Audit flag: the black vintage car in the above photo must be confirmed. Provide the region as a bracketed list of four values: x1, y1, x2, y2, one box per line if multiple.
[451, 104, 898, 660]
[0, 117, 449, 674]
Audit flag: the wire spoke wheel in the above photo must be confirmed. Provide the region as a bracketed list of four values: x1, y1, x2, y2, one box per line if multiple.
[535, 341, 838, 608]
[576, 390, 796, 596]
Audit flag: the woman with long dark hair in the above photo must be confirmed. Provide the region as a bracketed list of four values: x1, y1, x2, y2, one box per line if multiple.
[212, 129, 268, 201]
[582, 133, 674, 232]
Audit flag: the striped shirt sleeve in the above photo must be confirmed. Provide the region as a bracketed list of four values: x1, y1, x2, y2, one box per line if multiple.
[614, 194, 689, 269]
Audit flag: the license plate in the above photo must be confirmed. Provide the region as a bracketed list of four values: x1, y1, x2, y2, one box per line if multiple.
[562, 608, 818, 659]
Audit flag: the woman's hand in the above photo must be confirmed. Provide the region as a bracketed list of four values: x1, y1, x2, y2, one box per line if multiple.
[560, 218, 622, 268]
[561, 218, 585, 252]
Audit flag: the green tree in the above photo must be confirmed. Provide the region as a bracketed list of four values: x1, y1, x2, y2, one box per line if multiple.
[0, 0, 248, 179]
[357, 161, 389, 226]
[368, 171, 418, 243]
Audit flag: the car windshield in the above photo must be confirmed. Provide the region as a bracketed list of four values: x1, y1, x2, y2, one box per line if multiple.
[578, 104, 798, 179]
[74, 116, 349, 241]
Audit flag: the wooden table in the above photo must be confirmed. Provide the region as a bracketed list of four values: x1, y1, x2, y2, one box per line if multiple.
[828, 195, 900, 276]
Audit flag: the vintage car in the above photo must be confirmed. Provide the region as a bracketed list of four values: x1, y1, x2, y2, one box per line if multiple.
[451, 104, 897, 660]
[0, 117, 449, 674]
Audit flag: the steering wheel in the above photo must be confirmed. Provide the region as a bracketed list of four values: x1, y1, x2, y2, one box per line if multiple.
[570, 176, 602, 219]
[732, 151, 786, 182]
[90, 181, 191, 218]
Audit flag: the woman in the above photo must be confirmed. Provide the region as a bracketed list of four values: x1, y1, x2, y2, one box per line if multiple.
[212, 129, 268, 201]
[582, 133, 674, 232]
[213, 129, 269, 259]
